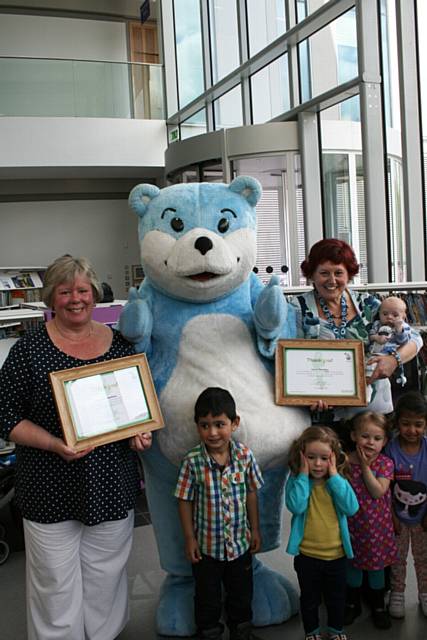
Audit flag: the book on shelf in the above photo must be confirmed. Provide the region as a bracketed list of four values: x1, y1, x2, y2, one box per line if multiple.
[0, 270, 44, 308]
[0, 270, 43, 291]
[0, 291, 10, 307]
[0, 317, 41, 339]
[0, 321, 22, 339]
[25, 288, 42, 302]
[0, 268, 46, 340]
[10, 290, 26, 305]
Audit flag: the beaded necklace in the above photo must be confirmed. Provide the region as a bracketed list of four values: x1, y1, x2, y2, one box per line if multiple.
[316, 292, 348, 339]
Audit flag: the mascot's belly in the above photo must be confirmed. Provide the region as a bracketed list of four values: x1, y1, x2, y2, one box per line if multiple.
[157, 314, 309, 468]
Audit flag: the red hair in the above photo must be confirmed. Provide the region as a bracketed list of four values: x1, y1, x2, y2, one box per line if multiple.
[301, 238, 359, 280]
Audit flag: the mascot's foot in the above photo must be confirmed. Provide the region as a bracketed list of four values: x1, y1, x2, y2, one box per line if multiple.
[252, 559, 299, 627]
[156, 574, 196, 637]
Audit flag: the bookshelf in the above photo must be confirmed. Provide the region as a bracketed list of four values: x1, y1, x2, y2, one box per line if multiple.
[0, 267, 46, 339]
[26, 300, 127, 327]
[0, 299, 126, 366]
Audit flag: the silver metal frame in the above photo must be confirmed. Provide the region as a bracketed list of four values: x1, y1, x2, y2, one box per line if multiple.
[161, 0, 427, 283]
[396, 0, 426, 280]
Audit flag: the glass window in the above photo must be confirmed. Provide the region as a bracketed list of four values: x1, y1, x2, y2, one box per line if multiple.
[296, 0, 331, 23]
[214, 85, 243, 129]
[173, 0, 204, 108]
[299, 8, 357, 102]
[233, 154, 300, 285]
[387, 157, 406, 282]
[168, 167, 200, 184]
[322, 153, 352, 241]
[200, 162, 224, 182]
[418, 0, 427, 136]
[181, 109, 207, 140]
[131, 63, 164, 119]
[381, 0, 406, 282]
[294, 154, 307, 286]
[337, 44, 359, 122]
[416, 0, 427, 237]
[255, 187, 288, 284]
[296, 0, 307, 22]
[380, 0, 400, 129]
[320, 98, 367, 283]
[208, 0, 240, 83]
[246, 0, 286, 57]
[251, 54, 290, 123]
[355, 155, 368, 284]
[0, 58, 133, 118]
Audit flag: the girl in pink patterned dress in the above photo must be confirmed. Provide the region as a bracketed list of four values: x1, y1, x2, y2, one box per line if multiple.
[345, 412, 397, 630]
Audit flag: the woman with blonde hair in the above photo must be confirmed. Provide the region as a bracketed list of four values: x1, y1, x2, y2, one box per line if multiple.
[0, 255, 152, 640]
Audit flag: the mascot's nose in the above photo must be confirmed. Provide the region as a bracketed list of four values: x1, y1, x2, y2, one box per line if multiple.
[194, 236, 213, 255]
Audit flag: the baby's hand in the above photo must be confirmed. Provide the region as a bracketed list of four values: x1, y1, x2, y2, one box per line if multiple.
[300, 451, 309, 475]
[328, 451, 337, 476]
[394, 319, 404, 333]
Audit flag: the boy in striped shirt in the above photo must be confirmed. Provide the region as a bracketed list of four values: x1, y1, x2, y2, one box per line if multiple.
[175, 387, 264, 640]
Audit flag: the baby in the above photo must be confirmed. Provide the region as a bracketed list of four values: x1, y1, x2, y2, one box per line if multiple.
[369, 296, 411, 385]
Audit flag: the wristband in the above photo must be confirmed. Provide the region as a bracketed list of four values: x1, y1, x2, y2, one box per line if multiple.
[390, 349, 402, 367]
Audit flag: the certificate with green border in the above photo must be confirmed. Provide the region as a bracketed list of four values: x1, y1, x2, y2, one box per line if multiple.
[50, 353, 164, 451]
[275, 339, 367, 406]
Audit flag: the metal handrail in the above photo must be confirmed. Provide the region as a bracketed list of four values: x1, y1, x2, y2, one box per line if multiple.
[0, 55, 162, 67]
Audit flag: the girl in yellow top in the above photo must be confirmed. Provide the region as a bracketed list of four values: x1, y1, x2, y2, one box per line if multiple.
[285, 426, 359, 640]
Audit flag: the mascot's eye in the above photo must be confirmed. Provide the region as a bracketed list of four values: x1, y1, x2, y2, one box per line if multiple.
[171, 217, 184, 232]
[218, 218, 229, 233]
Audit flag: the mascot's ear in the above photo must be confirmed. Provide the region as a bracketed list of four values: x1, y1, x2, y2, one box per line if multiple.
[228, 175, 262, 207]
[129, 183, 161, 218]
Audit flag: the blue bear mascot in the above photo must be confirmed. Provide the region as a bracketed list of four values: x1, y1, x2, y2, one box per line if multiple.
[120, 176, 310, 635]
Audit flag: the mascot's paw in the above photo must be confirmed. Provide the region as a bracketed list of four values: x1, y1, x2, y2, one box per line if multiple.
[254, 275, 287, 334]
[119, 287, 153, 347]
[252, 560, 299, 627]
[156, 574, 196, 637]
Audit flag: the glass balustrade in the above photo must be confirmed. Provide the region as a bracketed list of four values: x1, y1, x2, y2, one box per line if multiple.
[0, 57, 164, 119]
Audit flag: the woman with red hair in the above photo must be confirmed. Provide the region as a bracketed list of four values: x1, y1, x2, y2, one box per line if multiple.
[292, 238, 421, 416]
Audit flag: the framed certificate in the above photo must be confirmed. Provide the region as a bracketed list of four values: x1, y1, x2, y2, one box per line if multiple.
[50, 353, 164, 451]
[275, 339, 367, 406]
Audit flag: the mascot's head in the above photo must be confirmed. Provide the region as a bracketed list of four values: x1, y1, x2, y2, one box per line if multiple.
[128, 176, 261, 302]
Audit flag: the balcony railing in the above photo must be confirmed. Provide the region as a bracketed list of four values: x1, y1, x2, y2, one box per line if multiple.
[0, 56, 164, 119]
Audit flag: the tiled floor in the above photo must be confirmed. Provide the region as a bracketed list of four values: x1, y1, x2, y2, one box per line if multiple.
[0, 501, 426, 640]
[134, 490, 151, 528]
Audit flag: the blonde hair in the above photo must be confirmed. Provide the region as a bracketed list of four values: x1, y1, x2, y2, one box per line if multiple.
[350, 411, 391, 439]
[380, 296, 406, 314]
[288, 425, 350, 478]
[42, 255, 103, 308]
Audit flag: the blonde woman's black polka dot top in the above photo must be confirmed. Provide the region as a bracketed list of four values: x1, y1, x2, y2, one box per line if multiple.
[0, 326, 140, 525]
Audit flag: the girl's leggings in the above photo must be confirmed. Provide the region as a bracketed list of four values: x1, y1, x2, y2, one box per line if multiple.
[347, 564, 385, 590]
[391, 522, 427, 593]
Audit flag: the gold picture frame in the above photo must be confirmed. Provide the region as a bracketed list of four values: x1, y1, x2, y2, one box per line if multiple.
[50, 353, 164, 451]
[275, 339, 367, 406]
